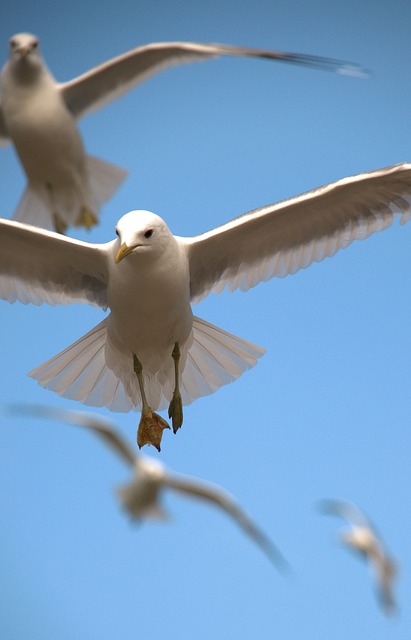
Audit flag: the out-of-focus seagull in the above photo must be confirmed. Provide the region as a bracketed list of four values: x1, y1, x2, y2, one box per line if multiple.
[319, 499, 398, 615]
[0, 33, 367, 233]
[0, 163, 410, 450]
[3, 403, 289, 572]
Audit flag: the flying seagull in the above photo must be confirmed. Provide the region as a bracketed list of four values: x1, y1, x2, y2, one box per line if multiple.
[2, 403, 289, 572]
[319, 499, 398, 615]
[0, 163, 410, 450]
[0, 33, 367, 233]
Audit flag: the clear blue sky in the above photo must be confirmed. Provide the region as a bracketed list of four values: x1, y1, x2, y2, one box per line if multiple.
[1, 0, 411, 638]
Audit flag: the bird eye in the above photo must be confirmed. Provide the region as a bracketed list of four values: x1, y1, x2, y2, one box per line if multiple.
[9, 38, 16, 48]
[144, 229, 153, 239]
[32, 40, 39, 49]
[115, 229, 119, 237]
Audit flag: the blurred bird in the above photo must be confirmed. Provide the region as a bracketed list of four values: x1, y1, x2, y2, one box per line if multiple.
[319, 499, 398, 615]
[0, 33, 367, 232]
[3, 403, 289, 572]
[0, 163, 410, 450]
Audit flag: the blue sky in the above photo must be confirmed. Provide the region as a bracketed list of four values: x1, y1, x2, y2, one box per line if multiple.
[1, 0, 411, 638]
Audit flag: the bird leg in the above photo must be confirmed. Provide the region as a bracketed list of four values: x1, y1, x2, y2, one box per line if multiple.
[46, 182, 67, 235]
[168, 342, 183, 434]
[133, 354, 169, 452]
[76, 205, 98, 229]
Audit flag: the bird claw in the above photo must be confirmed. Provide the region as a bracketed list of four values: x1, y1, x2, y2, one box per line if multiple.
[76, 206, 98, 229]
[137, 411, 170, 452]
[168, 391, 183, 434]
[53, 212, 68, 235]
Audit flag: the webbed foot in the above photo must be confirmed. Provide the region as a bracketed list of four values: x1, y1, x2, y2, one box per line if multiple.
[76, 206, 98, 229]
[137, 410, 170, 452]
[168, 391, 183, 434]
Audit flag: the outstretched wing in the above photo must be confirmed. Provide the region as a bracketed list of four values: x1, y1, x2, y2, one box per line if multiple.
[61, 40, 367, 120]
[0, 218, 110, 307]
[164, 472, 289, 572]
[3, 404, 136, 466]
[185, 163, 411, 303]
[318, 499, 372, 528]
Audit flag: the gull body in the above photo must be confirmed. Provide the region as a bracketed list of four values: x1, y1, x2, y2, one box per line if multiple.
[4, 404, 289, 571]
[0, 33, 367, 231]
[0, 163, 411, 448]
[0, 33, 126, 232]
[107, 212, 193, 373]
[320, 499, 397, 615]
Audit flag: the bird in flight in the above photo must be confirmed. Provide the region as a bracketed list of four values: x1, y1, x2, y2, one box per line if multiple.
[0, 163, 410, 450]
[319, 499, 398, 615]
[0, 33, 367, 233]
[3, 403, 289, 572]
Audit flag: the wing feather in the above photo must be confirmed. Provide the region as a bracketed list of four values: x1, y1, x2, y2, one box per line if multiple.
[60, 41, 367, 120]
[185, 163, 411, 302]
[0, 218, 109, 307]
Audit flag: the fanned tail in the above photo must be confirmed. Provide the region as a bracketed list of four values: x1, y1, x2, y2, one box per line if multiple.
[13, 185, 54, 229]
[12, 156, 127, 231]
[29, 316, 265, 412]
[85, 155, 128, 215]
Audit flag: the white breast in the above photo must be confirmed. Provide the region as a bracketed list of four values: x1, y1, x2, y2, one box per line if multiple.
[106, 237, 193, 372]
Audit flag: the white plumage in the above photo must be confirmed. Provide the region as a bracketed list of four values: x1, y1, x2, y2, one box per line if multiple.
[0, 163, 410, 448]
[0, 33, 366, 232]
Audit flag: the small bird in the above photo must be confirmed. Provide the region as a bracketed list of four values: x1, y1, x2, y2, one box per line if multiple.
[0, 33, 367, 232]
[3, 403, 289, 572]
[319, 499, 398, 615]
[0, 163, 410, 450]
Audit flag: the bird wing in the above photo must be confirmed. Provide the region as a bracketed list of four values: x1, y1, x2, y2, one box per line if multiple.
[3, 404, 136, 466]
[164, 472, 289, 572]
[375, 555, 397, 615]
[318, 499, 372, 528]
[184, 163, 411, 303]
[0, 218, 109, 307]
[60, 41, 367, 120]
[0, 104, 10, 144]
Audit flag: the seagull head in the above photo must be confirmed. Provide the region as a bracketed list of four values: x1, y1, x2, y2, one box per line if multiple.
[114, 210, 173, 264]
[9, 33, 41, 60]
[7, 33, 45, 81]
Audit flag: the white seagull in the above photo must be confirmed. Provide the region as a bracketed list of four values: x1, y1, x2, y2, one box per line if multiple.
[319, 499, 398, 615]
[0, 33, 367, 233]
[3, 403, 289, 572]
[0, 163, 410, 450]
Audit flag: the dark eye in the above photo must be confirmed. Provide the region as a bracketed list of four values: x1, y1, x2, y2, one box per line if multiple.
[32, 40, 39, 49]
[10, 38, 16, 48]
[144, 229, 153, 239]
[115, 229, 119, 237]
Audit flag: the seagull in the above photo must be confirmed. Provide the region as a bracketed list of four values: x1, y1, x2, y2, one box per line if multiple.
[0, 33, 367, 233]
[319, 499, 398, 615]
[2, 403, 289, 572]
[1, 163, 410, 450]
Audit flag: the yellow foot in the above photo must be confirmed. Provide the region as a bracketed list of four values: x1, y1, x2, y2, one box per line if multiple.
[53, 213, 67, 235]
[168, 391, 183, 434]
[137, 411, 170, 452]
[76, 206, 98, 229]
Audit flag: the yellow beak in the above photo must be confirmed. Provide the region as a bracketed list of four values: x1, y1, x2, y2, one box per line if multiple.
[115, 242, 134, 264]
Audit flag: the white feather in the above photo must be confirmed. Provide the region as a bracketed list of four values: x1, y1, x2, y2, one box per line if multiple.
[29, 316, 264, 412]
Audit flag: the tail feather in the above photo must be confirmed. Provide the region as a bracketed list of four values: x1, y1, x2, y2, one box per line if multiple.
[181, 317, 266, 402]
[13, 185, 54, 229]
[29, 319, 134, 412]
[85, 155, 128, 214]
[12, 156, 127, 231]
[29, 316, 265, 412]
